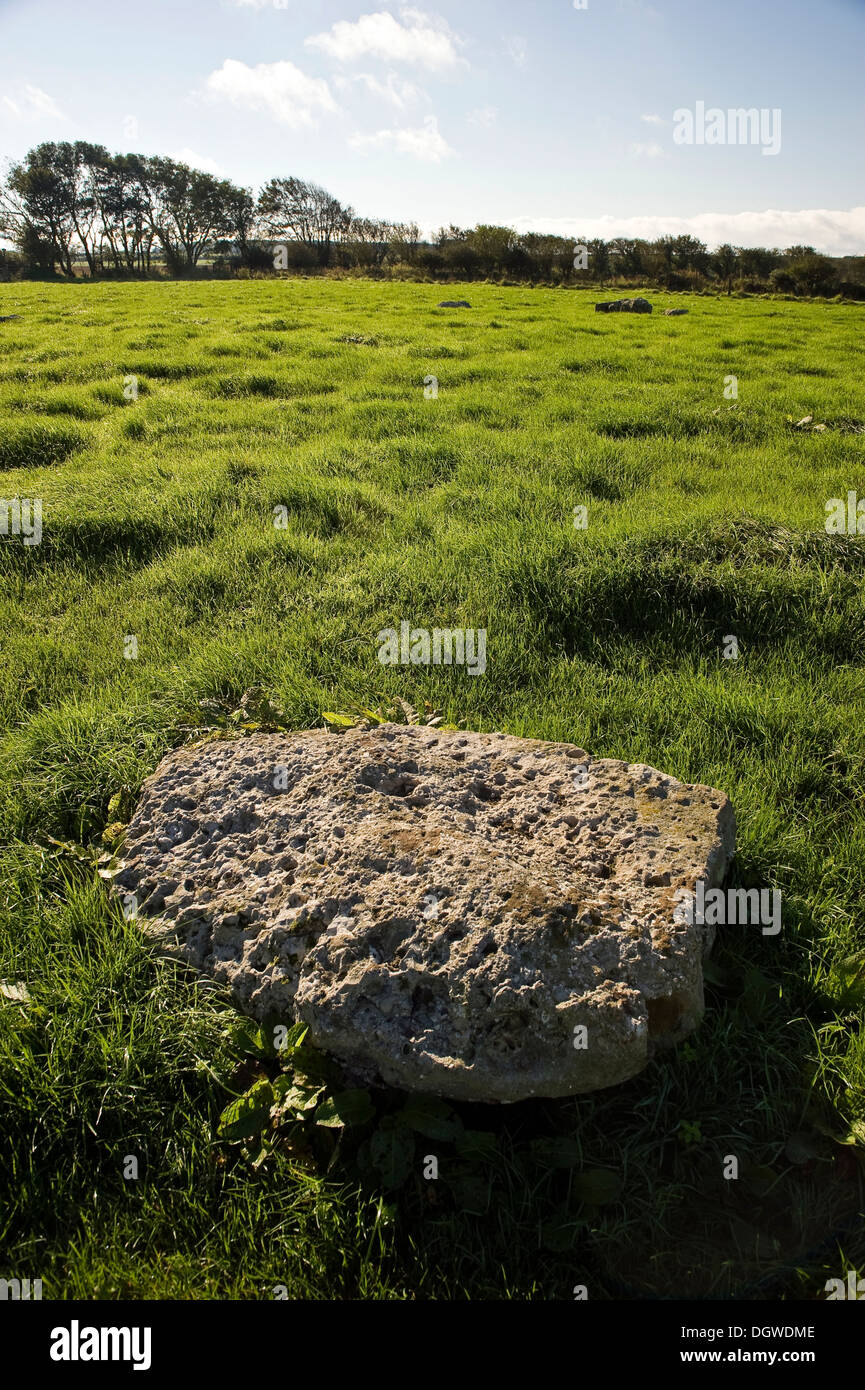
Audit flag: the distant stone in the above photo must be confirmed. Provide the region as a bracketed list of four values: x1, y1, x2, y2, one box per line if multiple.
[115, 726, 735, 1103]
[595, 298, 653, 314]
[438, 300, 471, 308]
[665, 308, 689, 316]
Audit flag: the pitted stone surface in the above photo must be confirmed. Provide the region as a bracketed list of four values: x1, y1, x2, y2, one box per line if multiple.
[114, 726, 735, 1102]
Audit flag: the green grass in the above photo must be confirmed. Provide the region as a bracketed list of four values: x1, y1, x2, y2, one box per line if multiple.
[0, 277, 863, 1299]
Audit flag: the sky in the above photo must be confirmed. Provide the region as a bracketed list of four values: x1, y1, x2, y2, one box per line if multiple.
[1, 0, 863, 253]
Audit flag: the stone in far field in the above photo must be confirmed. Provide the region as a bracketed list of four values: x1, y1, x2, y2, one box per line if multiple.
[595, 297, 653, 313]
[114, 726, 735, 1103]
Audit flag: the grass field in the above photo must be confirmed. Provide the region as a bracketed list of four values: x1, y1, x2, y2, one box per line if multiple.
[0, 277, 863, 1300]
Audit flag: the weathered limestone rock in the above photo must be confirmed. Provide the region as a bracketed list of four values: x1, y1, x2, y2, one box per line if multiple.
[665, 308, 689, 316]
[438, 299, 471, 308]
[114, 726, 735, 1102]
[595, 297, 653, 313]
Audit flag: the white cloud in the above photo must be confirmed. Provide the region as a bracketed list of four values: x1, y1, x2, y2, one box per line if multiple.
[505, 35, 527, 67]
[203, 58, 338, 127]
[630, 141, 664, 158]
[306, 9, 465, 73]
[234, 0, 291, 7]
[467, 105, 497, 128]
[349, 114, 454, 162]
[168, 148, 225, 176]
[2, 83, 66, 122]
[509, 207, 865, 257]
[640, 113, 666, 125]
[351, 72, 427, 109]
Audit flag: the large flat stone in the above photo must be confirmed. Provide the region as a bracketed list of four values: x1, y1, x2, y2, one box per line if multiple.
[114, 726, 735, 1102]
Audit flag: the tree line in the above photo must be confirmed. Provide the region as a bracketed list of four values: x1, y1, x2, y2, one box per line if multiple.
[1, 140, 863, 298]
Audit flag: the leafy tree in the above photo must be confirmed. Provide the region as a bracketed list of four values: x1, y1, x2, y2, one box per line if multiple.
[588, 238, 611, 283]
[347, 216, 392, 268]
[220, 184, 258, 266]
[144, 157, 237, 269]
[787, 253, 836, 296]
[768, 266, 797, 293]
[433, 225, 478, 277]
[669, 234, 709, 274]
[607, 238, 645, 277]
[738, 245, 781, 280]
[468, 224, 516, 274]
[258, 177, 351, 266]
[712, 243, 740, 294]
[387, 221, 420, 263]
[1, 142, 80, 274]
[519, 232, 572, 280]
[10, 225, 55, 275]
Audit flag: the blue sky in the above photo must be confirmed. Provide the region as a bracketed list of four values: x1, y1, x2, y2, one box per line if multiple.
[1, 0, 863, 251]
